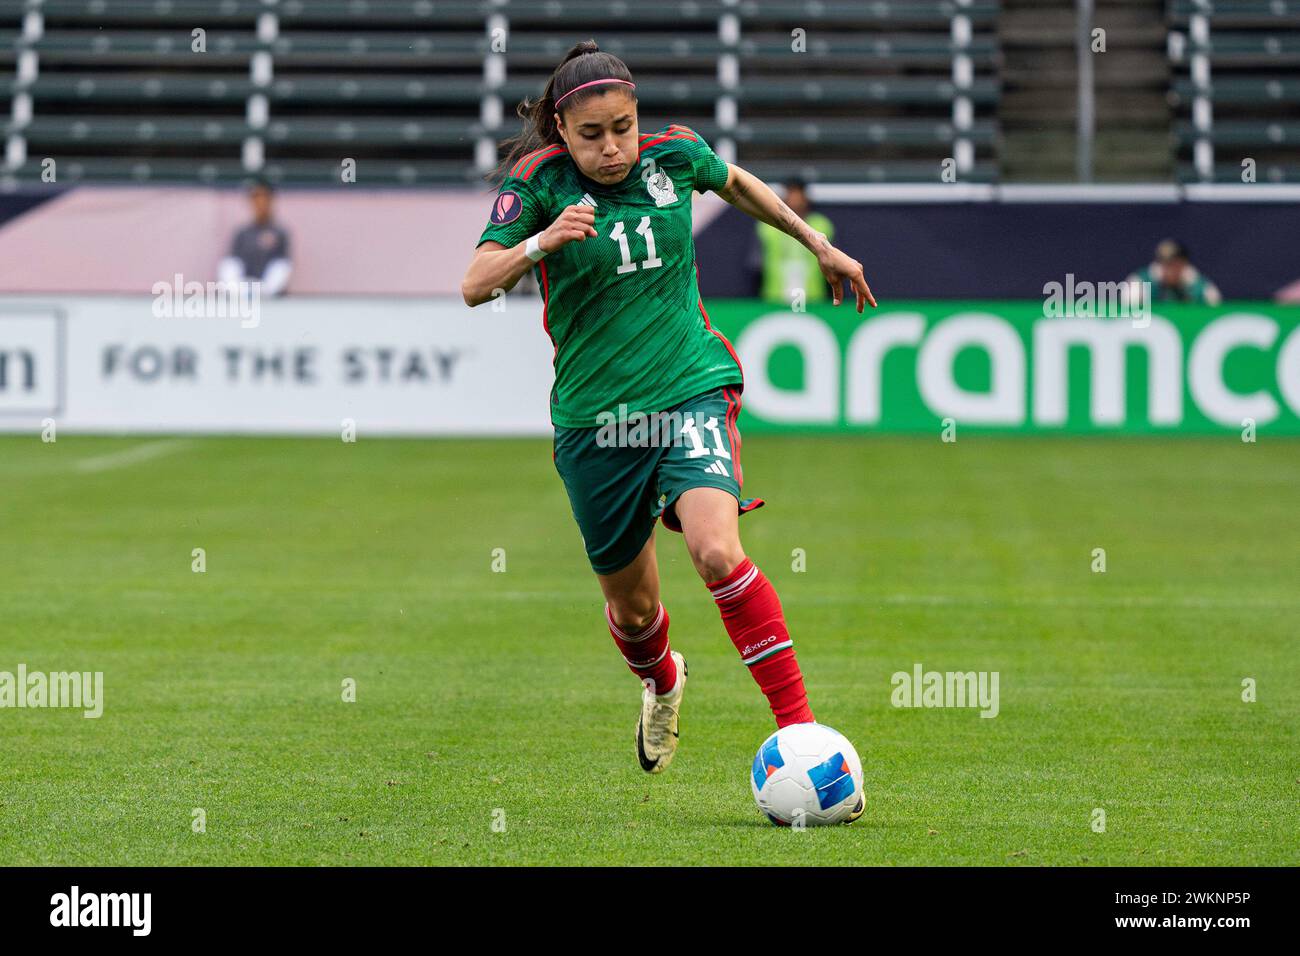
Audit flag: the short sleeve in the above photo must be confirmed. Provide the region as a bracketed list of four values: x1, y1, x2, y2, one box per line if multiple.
[663, 126, 730, 194]
[477, 175, 545, 249]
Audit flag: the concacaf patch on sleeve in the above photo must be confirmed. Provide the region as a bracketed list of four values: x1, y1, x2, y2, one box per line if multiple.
[490, 190, 523, 225]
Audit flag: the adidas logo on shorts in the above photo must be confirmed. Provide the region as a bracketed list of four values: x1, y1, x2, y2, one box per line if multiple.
[704, 461, 730, 477]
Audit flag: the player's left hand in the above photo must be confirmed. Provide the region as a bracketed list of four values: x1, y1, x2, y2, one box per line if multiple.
[816, 245, 878, 312]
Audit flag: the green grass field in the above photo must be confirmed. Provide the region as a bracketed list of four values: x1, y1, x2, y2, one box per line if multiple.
[1, 433, 1296, 866]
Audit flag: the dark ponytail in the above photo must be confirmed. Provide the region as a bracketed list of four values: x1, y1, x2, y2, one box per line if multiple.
[491, 39, 636, 184]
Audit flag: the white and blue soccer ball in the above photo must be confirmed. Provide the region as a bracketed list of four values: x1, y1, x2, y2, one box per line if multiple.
[750, 722, 864, 826]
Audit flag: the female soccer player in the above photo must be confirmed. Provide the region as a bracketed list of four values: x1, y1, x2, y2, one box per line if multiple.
[462, 40, 876, 784]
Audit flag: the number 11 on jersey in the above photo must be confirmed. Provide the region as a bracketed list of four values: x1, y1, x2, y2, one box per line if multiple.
[609, 215, 663, 275]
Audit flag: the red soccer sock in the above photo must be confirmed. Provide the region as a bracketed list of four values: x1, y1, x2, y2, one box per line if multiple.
[606, 603, 679, 696]
[707, 557, 814, 727]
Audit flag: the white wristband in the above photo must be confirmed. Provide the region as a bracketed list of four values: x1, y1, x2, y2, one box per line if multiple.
[525, 233, 548, 262]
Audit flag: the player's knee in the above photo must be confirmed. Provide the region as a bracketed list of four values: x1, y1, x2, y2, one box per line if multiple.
[689, 538, 744, 584]
[607, 595, 659, 634]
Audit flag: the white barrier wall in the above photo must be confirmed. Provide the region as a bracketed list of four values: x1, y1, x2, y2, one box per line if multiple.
[0, 295, 555, 436]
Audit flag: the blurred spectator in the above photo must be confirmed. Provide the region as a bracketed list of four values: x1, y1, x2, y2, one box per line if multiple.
[1126, 239, 1222, 306]
[1275, 277, 1300, 303]
[218, 179, 292, 296]
[752, 177, 835, 304]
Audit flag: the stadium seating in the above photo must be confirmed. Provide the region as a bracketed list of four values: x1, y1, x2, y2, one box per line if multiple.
[0, 0, 1294, 187]
[1168, 0, 1300, 182]
[0, 0, 1003, 186]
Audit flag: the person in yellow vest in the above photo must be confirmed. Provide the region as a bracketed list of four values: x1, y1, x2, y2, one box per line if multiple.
[755, 177, 835, 304]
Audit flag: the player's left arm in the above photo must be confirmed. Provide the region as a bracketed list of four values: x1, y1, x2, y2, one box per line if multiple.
[715, 163, 877, 312]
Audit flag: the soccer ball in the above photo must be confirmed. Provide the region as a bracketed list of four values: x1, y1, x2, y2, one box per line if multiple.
[750, 722, 864, 826]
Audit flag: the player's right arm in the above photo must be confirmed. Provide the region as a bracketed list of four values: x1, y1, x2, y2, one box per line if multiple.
[461, 204, 596, 307]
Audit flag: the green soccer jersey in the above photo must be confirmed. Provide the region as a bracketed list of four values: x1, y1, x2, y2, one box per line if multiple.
[477, 124, 743, 428]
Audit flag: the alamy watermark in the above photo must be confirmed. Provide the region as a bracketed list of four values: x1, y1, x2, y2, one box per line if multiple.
[891, 663, 999, 718]
[152, 272, 261, 329]
[50, 886, 150, 936]
[595, 403, 731, 452]
[1043, 274, 1152, 328]
[0, 664, 104, 718]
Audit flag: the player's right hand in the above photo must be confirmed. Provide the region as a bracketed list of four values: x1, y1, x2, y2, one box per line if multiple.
[539, 205, 597, 254]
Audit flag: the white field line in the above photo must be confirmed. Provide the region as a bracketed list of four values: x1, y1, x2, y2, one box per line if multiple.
[74, 439, 192, 474]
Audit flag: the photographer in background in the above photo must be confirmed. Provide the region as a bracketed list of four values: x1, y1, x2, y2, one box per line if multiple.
[1126, 238, 1222, 306]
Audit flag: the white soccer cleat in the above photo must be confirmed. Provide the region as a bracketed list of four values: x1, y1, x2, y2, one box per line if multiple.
[636, 652, 687, 773]
[844, 793, 866, 824]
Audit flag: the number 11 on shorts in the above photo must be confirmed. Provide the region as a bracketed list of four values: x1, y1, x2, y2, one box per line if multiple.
[681, 416, 731, 460]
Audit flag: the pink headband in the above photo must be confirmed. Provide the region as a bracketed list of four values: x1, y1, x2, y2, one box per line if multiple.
[555, 78, 636, 107]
